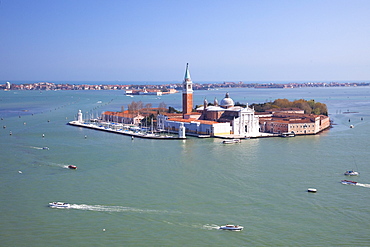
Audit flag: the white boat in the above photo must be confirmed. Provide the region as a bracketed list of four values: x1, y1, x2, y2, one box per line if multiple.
[341, 180, 357, 185]
[307, 188, 317, 193]
[222, 139, 241, 144]
[219, 224, 244, 231]
[281, 132, 295, 137]
[49, 202, 70, 208]
[344, 170, 359, 176]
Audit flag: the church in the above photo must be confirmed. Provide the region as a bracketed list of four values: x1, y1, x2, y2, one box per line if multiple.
[157, 64, 261, 138]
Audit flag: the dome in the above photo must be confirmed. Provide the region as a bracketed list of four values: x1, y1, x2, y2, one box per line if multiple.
[220, 92, 234, 108]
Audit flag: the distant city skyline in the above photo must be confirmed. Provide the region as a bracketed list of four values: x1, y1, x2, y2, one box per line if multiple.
[1, 0, 370, 82]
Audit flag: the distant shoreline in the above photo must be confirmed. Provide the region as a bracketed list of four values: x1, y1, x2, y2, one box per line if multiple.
[1, 81, 369, 91]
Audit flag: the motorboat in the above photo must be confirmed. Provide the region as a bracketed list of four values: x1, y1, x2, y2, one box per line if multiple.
[341, 180, 357, 185]
[281, 132, 295, 137]
[68, 165, 77, 169]
[219, 224, 244, 231]
[307, 188, 317, 193]
[43, 147, 49, 150]
[222, 139, 241, 144]
[344, 170, 359, 176]
[49, 202, 70, 208]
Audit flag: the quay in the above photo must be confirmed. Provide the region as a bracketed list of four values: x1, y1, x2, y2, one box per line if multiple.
[68, 121, 186, 140]
[68, 120, 279, 140]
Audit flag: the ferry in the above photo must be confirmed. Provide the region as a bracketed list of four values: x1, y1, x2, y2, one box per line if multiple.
[341, 180, 357, 185]
[49, 202, 70, 208]
[219, 224, 244, 231]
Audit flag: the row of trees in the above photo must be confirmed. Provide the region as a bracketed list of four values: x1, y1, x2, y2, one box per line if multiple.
[126, 101, 169, 126]
[126, 101, 182, 114]
[250, 99, 328, 115]
[126, 101, 167, 113]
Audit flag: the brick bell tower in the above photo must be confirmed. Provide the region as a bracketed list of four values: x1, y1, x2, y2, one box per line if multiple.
[182, 63, 193, 118]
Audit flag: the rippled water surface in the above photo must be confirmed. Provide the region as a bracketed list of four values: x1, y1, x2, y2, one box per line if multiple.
[1, 87, 370, 246]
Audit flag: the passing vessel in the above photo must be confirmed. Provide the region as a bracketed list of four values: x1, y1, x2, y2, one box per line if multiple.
[281, 132, 295, 137]
[307, 188, 317, 193]
[68, 165, 77, 169]
[219, 224, 244, 231]
[344, 170, 359, 176]
[222, 139, 241, 144]
[341, 180, 357, 185]
[49, 202, 70, 208]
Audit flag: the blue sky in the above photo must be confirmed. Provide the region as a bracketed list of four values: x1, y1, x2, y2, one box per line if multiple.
[1, 0, 370, 82]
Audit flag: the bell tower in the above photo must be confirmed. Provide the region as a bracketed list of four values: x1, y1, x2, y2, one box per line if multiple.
[182, 63, 193, 117]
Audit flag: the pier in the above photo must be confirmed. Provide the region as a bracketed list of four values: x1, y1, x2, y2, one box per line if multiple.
[68, 121, 186, 140]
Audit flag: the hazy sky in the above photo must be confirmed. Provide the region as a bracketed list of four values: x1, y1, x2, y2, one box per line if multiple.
[1, 0, 369, 82]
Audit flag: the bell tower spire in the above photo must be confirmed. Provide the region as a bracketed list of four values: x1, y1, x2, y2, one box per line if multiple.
[182, 63, 193, 117]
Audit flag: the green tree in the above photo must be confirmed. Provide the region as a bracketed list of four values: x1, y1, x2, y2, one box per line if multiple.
[273, 98, 292, 108]
[314, 102, 328, 115]
[293, 99, 312, 114]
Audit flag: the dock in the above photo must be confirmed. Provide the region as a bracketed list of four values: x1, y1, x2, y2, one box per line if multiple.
[68, 121, 186, 140]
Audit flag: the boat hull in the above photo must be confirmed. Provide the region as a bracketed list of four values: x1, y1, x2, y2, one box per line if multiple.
[49, 202, 70, 208]
[344, 171, 359, 176]
[341, 180, 357, 185]
[219, 225, 243, 231]
[222, 139, 241, 144]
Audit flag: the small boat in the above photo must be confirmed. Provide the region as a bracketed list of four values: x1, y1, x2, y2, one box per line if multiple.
[344, 170, 359, 176]
[222, 139, 241, 144]
[349, 125, 354, 128]
[49, 202, 70, 208]
[341, 180, 357, 185]
[281, 132, 295, 137]
[43, 147, 49, 150]
[219, 224, 244, 231]
[307, 188, 317, 193]
[68, 165, 77, 169]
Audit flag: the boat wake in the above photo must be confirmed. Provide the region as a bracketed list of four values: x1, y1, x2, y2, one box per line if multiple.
[30, 146, 42, 150]
[69, 204, 176, 214]
[355, 183, 370, 188]
[202, 224, 221, 230]
[29, 146, 48, 150]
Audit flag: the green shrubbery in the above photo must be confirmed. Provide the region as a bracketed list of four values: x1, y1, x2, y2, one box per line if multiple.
[250, 99, 328, 115]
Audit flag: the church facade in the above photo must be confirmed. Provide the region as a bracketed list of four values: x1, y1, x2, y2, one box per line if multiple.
[196, 92, 260, 137]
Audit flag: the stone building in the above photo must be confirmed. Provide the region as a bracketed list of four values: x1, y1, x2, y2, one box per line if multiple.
[259, 112, 330, 135]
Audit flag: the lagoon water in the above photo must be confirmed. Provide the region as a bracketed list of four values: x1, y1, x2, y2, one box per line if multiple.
[1, 86, 370, 246]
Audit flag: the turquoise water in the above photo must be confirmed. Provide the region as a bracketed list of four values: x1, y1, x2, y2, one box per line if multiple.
[1, 87, 370, 246]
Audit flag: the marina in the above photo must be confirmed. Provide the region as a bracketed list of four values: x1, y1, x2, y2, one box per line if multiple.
[68, 120, 186, 140]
